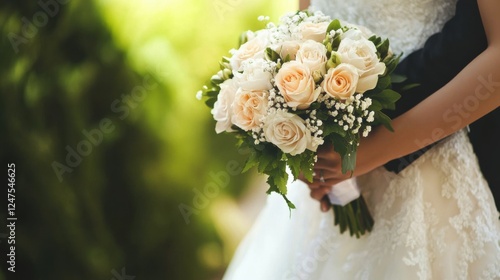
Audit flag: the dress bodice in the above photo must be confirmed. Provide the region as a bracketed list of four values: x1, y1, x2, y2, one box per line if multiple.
[310, 0, 458, 57]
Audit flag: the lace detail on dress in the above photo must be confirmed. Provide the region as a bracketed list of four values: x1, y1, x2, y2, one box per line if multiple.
[310, 0, 458, 58]
[223, 132, 500, 280]
[351, 131, 500, 279]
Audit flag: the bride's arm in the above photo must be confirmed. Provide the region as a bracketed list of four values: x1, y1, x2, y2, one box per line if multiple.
[299, 0, 310, 10]
[309, 0, 500, 206]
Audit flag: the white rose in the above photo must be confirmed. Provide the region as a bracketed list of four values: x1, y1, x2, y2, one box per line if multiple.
[340, 22, 374, 40]
[236, 58, 274, 91]
[321, 63, 359, 100]
[296, 40, 327, 75]
[275, 40, 301, 61]
[242, 30, 257, 41]
[231, 88, 268, 131]
[211, 79, 238, 133]
[341, 28, 372, 41]
[299, 21, 329, 42]
[337, 38, 386, 93]
[263, 110, 315, 155]
[275, 61, 321, 109]
[230, 30, 269, 71]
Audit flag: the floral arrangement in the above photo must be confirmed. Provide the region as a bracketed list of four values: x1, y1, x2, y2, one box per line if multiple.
[197, 10, 401, 237]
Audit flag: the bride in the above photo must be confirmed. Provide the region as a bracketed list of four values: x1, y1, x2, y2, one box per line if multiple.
[222, 0, 500, 279]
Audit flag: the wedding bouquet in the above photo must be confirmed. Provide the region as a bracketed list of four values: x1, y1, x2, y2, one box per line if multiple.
[197, 10, 401, 237]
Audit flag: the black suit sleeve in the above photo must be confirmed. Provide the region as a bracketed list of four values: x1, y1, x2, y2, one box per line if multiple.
[384, 0, 487, 171]
[383, 0, 500, 210]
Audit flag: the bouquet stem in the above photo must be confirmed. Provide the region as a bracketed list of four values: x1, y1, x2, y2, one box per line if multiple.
[331, 195, 373, 238]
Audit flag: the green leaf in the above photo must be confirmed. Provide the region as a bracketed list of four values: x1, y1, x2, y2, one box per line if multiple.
[369, 89, 400, 111]
[373, 89, 401, 104]
[281, 194, 296, 210]
[257, 151, 275, 173]
[300, 153, 315, 183]
[376, 39, 389, 59]
[274, 171, 288, 195]
[368, 35, 381, 47]
[374, 111, 394, 132]
[326, 19, 342, 33]
[328, 134, 357, 173]
[383, 53, 402, 75]
[323, 123, 347, 137]
[265, 166, 288, 196]
[400, 82, 420, 92]
[331, 34, 342, 50]
[374, 75, 391, 91]
[327, 133, 358, 174]
[383, 89, 401, 102]
[324, 41, 333, 53]
[205, 97, 217, 108]
[219, 60, 230, 71]
[210, 77, 224, 86]
[265, 47, 281, 63]
[340, 149, 356, 174]
[390, 73, 407, 83]
[241, 151, 258, 173]
[284, 54, 291, 63]
[286, 154, 301, 180]
[205, 89, 219, 98]
[265, 179, 279, 194]
[368, 99, 383, 111]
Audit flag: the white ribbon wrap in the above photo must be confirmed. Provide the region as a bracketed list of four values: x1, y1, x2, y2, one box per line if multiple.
[327, 177, 360, 206]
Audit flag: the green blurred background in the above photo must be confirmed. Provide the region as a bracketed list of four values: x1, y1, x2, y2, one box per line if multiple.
[0, 0, 294, 279]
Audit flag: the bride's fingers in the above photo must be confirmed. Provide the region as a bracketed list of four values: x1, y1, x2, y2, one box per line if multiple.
[317, 153, 339, 162]
[310, 186, 331, 201]
[314, 156, 342, 168]
[317, 145, 339, 159]
[314, 163, 342, 176]
[308, 169, 347, 191]
[312, 168, 344, 183]
[307, 180, 323, 189]
[320, 196, 332, 212]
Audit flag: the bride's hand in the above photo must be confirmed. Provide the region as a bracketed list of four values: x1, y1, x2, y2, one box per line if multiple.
[300, 143, 352, 212]
[301, 128, 389, 212]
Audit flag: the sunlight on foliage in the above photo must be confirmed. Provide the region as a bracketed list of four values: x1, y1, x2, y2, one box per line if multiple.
[1, 0, 294, 279]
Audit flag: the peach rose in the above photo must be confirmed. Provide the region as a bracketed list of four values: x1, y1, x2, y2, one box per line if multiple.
[231, 88, 268, 131]
[275, 61, 320, 109]
[321, 63, 359, 100]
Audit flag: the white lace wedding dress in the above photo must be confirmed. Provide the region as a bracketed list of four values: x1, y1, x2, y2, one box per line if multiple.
[222, 0, 500, 279]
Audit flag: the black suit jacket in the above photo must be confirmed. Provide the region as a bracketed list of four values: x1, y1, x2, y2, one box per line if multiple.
[383, 0, 500, 209]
